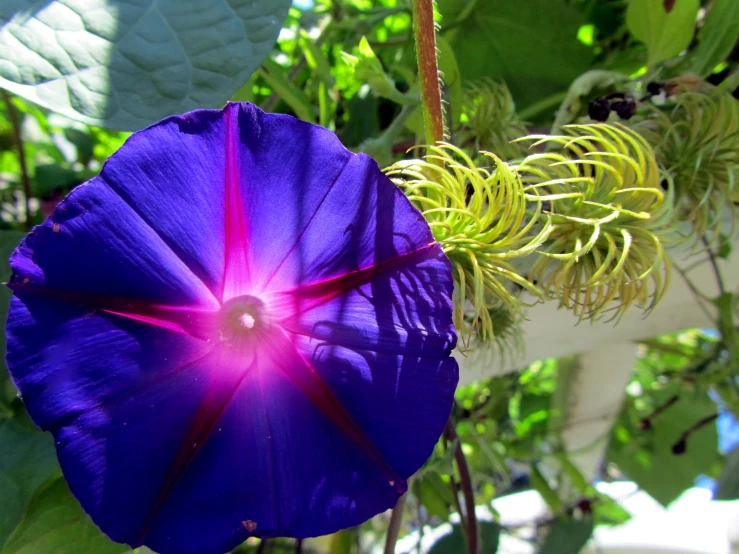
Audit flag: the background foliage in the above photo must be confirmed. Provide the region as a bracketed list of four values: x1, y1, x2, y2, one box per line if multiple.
[1, 0, 739, 553]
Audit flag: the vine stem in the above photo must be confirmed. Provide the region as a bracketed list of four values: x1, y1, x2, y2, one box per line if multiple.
[1, 90, 32, 231]
[384, 492, 408, 554]
[702, 236, 726, 296]
[412, 0, 445, 148]
[443, 417, 478, 554]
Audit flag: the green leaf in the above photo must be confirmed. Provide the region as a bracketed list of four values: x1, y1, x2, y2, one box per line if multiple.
[428, 522, 502, 554]
[258, 59, 316, 124]
[714, 293, 739, 367]
[591, 493, 631, 526]
[299, 30, 334, 89]
[553, 452, 589, 495]
[0, 420, 57, 549]
[690, 0, 739, 76]
[715, 445, 739, 500]
[626, 0, 699, 66]
[0, 1, 291, 131]
[530, 464, 562, 514]
[338, 90, 379, 148]
[1, 477, 126, 554]
[305, 529, 357, 554]
[342, 38, 413, 105]
[437, 35, 463, 126]
[417, 473, 455, 520]
[538, 519, 593, 554]
[62, 129, 95, 167]
[717, 233, 733, 259]
[607, 388, 720, 506]
[299, 31, 334, 128]
[438, 0, 592, 109]
[0, 231, 26, 412]
[33, 164, 82, 197]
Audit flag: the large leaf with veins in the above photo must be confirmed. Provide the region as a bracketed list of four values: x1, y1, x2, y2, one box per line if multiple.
[0, 0, 290, 130]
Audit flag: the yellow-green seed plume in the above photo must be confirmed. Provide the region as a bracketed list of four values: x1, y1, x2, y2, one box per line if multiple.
[457, 79, 529, 160]
[514, 123, 675, 321]
[633, 91, 739, 245]
[386, 144, 552, 346]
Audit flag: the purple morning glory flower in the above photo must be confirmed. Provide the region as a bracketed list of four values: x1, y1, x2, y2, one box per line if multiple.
[5, 103, 458, 554]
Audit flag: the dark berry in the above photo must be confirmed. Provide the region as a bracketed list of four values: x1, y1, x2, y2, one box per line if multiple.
[671, 439, 687, 455]
[612, 99, 637, 120]
[647, 81, 664, 96]
[588, 97, 610, 122]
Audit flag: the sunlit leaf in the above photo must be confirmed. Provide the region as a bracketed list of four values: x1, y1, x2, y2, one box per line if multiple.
[0, 1, 291, 130]
[626, 0, 699, 66]
[690, 0, 739, 77]
[416, 473, 455, 520]
[607, 386, 720, 506]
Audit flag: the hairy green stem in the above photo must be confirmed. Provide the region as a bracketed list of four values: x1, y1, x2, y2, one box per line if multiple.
[412, 0, 445, 147]
[384, 492, 408, 554]
[1, 90, 32, 231]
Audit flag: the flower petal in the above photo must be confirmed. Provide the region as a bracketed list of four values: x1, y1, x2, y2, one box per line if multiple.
[139, 344, 406, 554]
[98, 108, 233, 298]
[6, 294, 213, 432]
[228, 106, 355, 293]
[254, 152, 436, 293]
[52, 349, 242, 548]
[9, 177, 218, 311]
[5, 102, 458, 554]
[280, 253, 458, 478]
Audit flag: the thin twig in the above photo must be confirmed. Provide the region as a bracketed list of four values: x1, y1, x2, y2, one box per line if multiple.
[384, 492, 408, 554]
[674, 263, 716, 321]
[415, 494, 426, 554]
[441, 420, 468, 542]
[1, 90, 32, 230]
[702, 236, 726, 295]
[638, 394, 679, 430]
[672, 413, 719, 454]
[444, 418, 478, 554]
[447, 474, 467, 543]
[262, 57, 308, 112]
